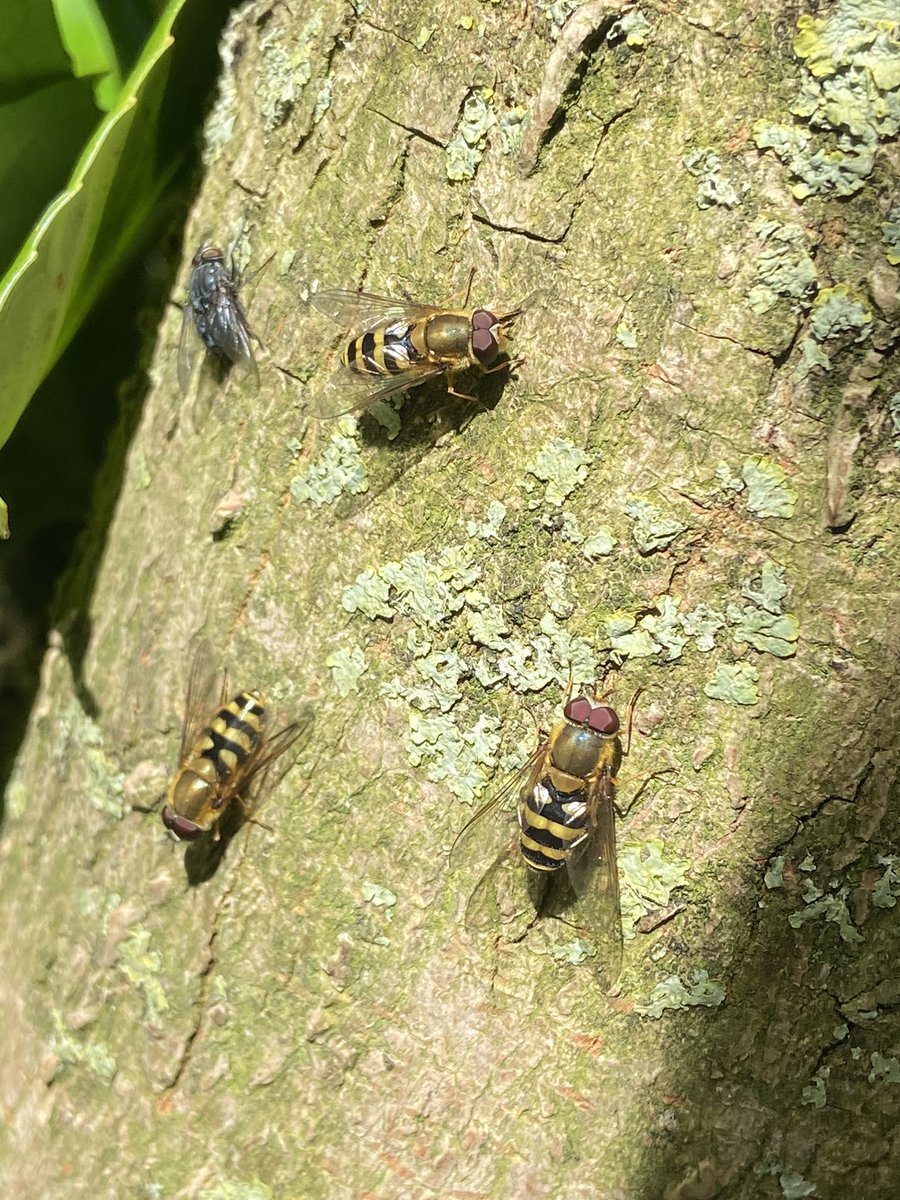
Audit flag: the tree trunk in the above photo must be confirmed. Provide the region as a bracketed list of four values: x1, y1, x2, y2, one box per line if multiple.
[3, 2, 899, 1198]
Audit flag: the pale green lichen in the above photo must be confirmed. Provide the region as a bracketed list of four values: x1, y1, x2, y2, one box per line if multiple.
[681, 604, 726, 652]
[616, 322, 637, 348]
[524, 438, 593, 506]
[635, 969, 726, 1018]
[414, 26, 435, 49]
[535, 0, 578, 39]
[883, 207, 900, 265]
[446, 88, 495, 181]
[342, 569, 394, 620]
[290, 418, 368, 505]
[741, 560, 788, 614]
[466, 499, 507, 541]
[788, 889, 863, 943]
[704, 662, 760, 706]
[754, 0, 899, 203]
[582, 528, 615, 559]
[748, 220, 818, 315]
[624, 498, 687, 554]
[383, 647, 467, 713]
[467, 607, 511, 650]
[619, 840, 688, 939]
[765, 856, 786, 889]
[257, 13, 323, 133]
[362, 882, 397, 912]
[117, 929, 170, 1021]
[714, 461, 745, 494]
[872, 857, 900, 908]
[325, 646, 368, 697]
[809, 284, 873, 342]
[48, 1012, 117, 1084]
[753, 120, 873, 199]
[793, 335, 832, 380]
[727, 605, 800, 658]
[792, 1, 900, 143]
[498, 106, 530, 156]
[801, 1066, 830, 1108]
[868, 1052, 900, 1084]
[682, 148, 741, 209]
[407, 711, 501, 803]
[381, 545, 479, 627]
[551, 937, 596, 965]
[609, 9, 652, 48]
[542, 560, 575, 619]
[742, 457, 798, 519]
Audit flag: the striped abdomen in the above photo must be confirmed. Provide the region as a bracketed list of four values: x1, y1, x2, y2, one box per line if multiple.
[343, 321, 425, 377]
[190, 690, 266, 783]
[518, 777, 590, 873]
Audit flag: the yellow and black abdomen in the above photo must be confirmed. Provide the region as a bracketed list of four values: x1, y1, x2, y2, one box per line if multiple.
[518, 778, 590, 873]
[343, 321, 423, 377]
[194, 690, 266, 785]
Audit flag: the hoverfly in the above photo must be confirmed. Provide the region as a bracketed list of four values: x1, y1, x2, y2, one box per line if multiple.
[308, 286, 520, 418]
[178, 244, 259, 395]
[450, 692, 641, 981]
[162, 641, 308, 842]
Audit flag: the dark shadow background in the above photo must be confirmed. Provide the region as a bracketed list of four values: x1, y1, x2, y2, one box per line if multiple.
[0, 0, 241, 814]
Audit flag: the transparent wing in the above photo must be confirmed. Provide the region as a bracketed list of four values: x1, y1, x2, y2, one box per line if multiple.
[310, 360, 446, 419]
[560, 770, 623, 981]
[177, 303, 200, 395]
[310, 288, 444, 330]
[448, 744, 546, 873]
[250, 714, 311, 784]
[207, 292, 259, 384]
[178, 640, 222, 763]
[462, 839, 526, 932]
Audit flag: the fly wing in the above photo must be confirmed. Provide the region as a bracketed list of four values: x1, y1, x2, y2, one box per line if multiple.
[178, 640, 222, 763]
[448, 744, 546, 874]
[207, 288, 259, 384]
[238, 711, 313, 814]
[310, 360, 446, 419]
[310, 288, 444, 331]
[562, 768, 623, 982]
[177, 303, 200, 395]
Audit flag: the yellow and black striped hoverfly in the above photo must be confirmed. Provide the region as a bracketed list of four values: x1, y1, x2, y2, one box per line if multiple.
[178, 244, 259, 396]
[308, 284, 520, 418]
[162, 641, 309, 842]
[450, 691, 641, 982]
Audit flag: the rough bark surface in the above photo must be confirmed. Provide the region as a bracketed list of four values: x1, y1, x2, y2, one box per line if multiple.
[2, 2, 899, 1199]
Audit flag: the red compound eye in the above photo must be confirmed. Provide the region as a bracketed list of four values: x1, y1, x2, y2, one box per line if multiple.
[162, 805, 204, 842]
[472, 327, 499, 364]
[563, 696, 594, 724]
[588, 705, 619, 735]
[471, 308, 497, 331]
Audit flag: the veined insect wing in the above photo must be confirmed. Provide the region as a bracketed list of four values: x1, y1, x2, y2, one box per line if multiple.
[178, 639, 225, 763]
[556, 777, 623, 981]
[239, 712, 312, 813]
[309, 287, 441, 331]
[310, 359, 444, 420]
[177, 301, 201, 396]
[448, 743, 546, 873]
[205, 285, 258, 382]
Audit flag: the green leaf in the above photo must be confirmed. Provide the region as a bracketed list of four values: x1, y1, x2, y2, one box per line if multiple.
[0, 0, 193, 507]
[51, 0, 122, 108]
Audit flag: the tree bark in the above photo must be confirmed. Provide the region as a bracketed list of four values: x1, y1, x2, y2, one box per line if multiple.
[2, 2, 899, 1198]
